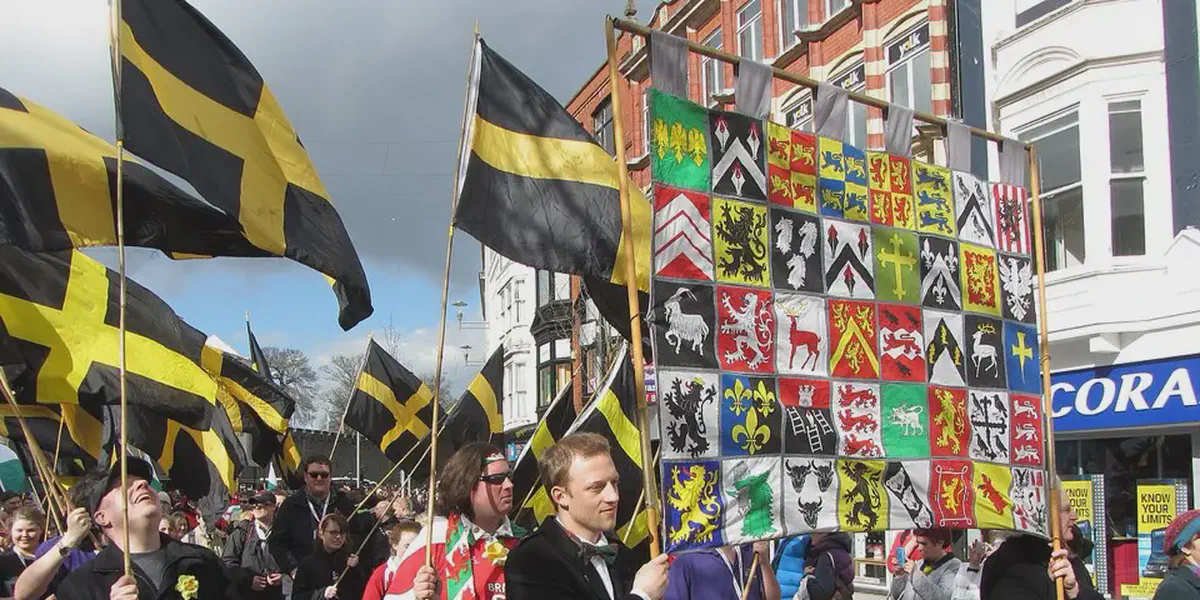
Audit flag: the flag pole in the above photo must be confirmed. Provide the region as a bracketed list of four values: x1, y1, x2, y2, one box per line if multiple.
[1028, 145, 1064, 600]
[0, 373, 66, 531]
[604, 16, 661, 558]
[424, 23, 479, 567]
[328, 333, 373, 462]
[348, 423, 445, 517]
[107, 0, 133, 578]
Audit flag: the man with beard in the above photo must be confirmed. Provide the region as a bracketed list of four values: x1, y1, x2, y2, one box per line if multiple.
[55, 457, 236, 599]
[505, 432, 669, 600]
[390, 443, 522, 600]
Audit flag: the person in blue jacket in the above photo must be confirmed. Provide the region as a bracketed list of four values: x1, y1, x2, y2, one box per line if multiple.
[773, 535, 810, 600]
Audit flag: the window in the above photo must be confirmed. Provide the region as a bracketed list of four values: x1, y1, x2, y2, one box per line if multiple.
[1021, 112, 1084, 271]
[536, 270, 570, 306]
[827, 0, 851, 16]
[778, 0, 809, 49]
[1109, 100, 1145, 256]
[511, 283, 522, 325]
[593, 99, 614, 156]
[1015, 0, 1071, 28]
[831, 64, 868, 148]
[783, 92, 814, 132]
[701, 29, 725, 107]
[536, 270, 550, 307]
[886, 25, 932, 116]
[737, 0, 764, 62]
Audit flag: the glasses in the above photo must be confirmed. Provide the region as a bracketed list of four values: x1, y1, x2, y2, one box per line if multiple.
[307, 471, 330, 479]
[480, 471, 513, 485]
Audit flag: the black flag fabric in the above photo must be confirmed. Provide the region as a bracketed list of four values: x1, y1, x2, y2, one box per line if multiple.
[111, 402, 245, 511]
[343, 340, 434, 465]
[454, 39, 650, 293]
[204, 345, 295, 470]
[510, 383, 576, 530]
[246, 321, 272, 378]
[443, 344, 505, 452]
[0, 246, 225, 429]
[0, 404, 103, 476]
[117, 0, 372, 330]
[0, 87, 265, 259]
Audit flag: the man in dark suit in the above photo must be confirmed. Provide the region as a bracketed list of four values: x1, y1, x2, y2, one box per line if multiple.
[505, 432, 669, 600]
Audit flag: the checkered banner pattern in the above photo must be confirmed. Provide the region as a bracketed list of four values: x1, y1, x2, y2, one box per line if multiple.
[646, 89, 1050, 553]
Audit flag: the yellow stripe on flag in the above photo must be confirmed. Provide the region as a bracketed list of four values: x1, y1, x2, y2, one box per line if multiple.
[596, 391, 641, 465]
[617, 508, 650, 549]
[467, 374, 502, 435]
[529, 421, 556, 460]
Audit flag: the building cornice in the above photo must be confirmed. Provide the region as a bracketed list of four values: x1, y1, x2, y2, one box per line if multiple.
[993, 50, 1164, 109]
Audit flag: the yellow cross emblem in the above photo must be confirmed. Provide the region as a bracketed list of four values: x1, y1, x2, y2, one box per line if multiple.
[0, 251, 218, 415]
[878, 233, 917, 300]
[1010, 330, 1033, 379]
[355, 371, 432, 451]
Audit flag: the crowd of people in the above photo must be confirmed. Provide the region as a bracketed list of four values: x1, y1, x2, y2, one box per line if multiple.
[0, 444, 1194, 600]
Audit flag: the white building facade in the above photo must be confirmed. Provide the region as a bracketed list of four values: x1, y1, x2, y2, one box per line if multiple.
[985, 0, 1200, 594]
[480, 247, 574, 460]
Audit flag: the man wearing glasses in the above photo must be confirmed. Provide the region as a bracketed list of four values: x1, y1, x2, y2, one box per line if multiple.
[268, 456, 354, 597]
[386, 442, 523, 600]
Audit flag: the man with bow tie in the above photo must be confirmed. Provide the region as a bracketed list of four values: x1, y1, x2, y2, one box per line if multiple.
[505, 433, 669, 600]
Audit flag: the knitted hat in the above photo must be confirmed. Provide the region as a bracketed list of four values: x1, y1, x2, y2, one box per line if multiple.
[1164, 509, 1200, 555]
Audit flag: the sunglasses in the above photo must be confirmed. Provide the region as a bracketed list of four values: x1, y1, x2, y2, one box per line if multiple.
[480, 471, 513, 485]
[307, 471, 331, 479]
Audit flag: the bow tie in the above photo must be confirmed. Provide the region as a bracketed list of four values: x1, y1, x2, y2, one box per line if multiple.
[579, 542, 618, 566]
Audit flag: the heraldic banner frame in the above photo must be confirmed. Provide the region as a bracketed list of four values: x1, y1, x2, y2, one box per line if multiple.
[602, 16, 1063, 568]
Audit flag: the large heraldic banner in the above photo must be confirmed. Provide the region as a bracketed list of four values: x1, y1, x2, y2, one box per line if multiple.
[646, 89, 1050, 553]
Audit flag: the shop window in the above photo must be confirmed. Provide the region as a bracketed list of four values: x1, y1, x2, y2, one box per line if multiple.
[701, 29, 725, 107]
[1022, 112, 1084, 271]
[593, 99, 614, 156]
[778, 0, 809, 50]
[1015, 0, 1072, 28]
[537, 364, 555, 411]
[1109, 100, 1145, 256]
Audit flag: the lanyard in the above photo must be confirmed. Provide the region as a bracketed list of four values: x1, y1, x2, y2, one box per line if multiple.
[308, 495, 330, 537]
[718, 549, 746, 599]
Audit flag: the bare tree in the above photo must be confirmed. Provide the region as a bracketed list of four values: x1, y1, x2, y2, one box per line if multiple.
[263, 347, 321, 428]
[320, 352, 364, 431]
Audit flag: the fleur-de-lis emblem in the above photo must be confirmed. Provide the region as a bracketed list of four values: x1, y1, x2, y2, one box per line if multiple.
[731, 403, 770, 454]
[723, 378, 752, 416]
[754, 380, 775, 416]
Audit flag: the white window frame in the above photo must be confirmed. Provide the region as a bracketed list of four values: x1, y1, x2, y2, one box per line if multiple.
[1107, 98, 1146, 257]
[701, 29, 725, 108]
[826, 0, 851, 17]
[884, 27, 931, 114]
[1019, 109, 1085, 272]
[642, 88, 651, 155]
[782, 91, 814, 132]
[778, 0, 808, 51]
[737, 0, 763, 62]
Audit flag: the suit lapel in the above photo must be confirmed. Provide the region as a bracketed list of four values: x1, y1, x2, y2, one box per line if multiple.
[542, 518, 611, 600]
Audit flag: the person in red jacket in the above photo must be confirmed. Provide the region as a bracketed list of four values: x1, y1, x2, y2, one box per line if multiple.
[362, 519, 421, 600]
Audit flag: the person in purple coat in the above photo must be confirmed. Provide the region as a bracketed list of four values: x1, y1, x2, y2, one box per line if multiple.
[665, 542, 780, 600]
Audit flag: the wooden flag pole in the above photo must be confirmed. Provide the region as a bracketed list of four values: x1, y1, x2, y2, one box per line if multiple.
[0, 372, 65, 531]
[604, 16, 661, 558]
[350, 422, 446, 517]
[739, 554, 761, 600]
[329, 333, 373, 462]
[424, 24, 480, 568]
[107, 0, 133, 578]
[1028, 145, 1065, 600]
[620, 447, 660, 546]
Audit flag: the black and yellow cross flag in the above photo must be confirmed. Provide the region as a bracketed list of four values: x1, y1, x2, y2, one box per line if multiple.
[443, 344, 505, 451]
[243, 322, 302, 475]
[0, 404, 104, 476]
[116, 0, 372, 330]
[343, 339, 434, 464]
[246, 321, 272, 379]
[454, 39, 650, 292]
[510, 384, 577, 530]
[0, 244, 229, 430]
[203, 343, 296, 471]
[0, 87, 268, 256]
[112, 402, 245, 509]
